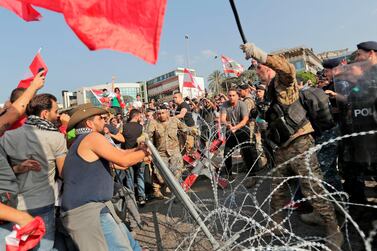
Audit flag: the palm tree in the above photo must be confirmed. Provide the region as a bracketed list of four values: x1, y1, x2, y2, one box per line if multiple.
[239, 69, 258, 85]
[207, 70, 225, 95]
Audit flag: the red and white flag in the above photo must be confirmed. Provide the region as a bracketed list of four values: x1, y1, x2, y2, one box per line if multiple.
[90, 89, 116, 107]
[5, 216, 45, 251]
[183, 68, 202, 90]
[18, 51, 48, 88]
[0, 0, 41, 21]
[221, 55, 244, 77]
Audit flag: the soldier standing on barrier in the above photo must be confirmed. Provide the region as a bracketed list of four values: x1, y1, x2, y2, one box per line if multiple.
[146, 104, 197, 197]
[240, 42, 343, 250]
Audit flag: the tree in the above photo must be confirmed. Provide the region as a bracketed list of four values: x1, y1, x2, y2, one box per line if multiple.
[207, 70, 225, 95]
[239, 69, 258, 85]
[296, 71, 317, 85]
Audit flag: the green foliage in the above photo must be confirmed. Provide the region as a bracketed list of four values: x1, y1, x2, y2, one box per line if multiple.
[296, 71, 317, 85]
[207, 70, 225, 95]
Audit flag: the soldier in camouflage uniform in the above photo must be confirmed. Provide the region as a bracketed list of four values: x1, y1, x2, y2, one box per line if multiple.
[241, 42, 343, 250]
[147, 104, 197, 195]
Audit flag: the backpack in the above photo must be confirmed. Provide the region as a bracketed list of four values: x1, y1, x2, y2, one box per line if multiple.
[299, 87, 335, 135]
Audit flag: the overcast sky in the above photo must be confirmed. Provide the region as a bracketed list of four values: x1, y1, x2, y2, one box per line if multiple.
[1, 0, 377, 102]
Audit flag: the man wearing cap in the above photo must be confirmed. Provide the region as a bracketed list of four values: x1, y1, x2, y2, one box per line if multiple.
[60, 103, 149, 250]
[307, 59, 344, 198]
[237, 84, 260, 178]
[335, 41, 377, 205]
[240, 42, 343, 250]
[147, 104, 197, 196]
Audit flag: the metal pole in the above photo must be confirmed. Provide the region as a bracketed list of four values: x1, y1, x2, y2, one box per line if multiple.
[184, 34, 190, 68]
[145, 139, 221, 250]
[229, 0, 248, 44]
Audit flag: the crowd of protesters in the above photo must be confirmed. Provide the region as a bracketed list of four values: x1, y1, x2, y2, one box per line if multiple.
[0, 40, 376, 251]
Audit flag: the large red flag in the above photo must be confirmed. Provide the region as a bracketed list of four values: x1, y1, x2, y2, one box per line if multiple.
[18, 52, 48, 88]
[61, 0, 167, 64]
[9, 0, 167, 64]
[0, 0, 41, 21]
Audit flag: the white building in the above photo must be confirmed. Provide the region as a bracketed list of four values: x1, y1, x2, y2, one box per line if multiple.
[61, 91, 78, 109]
[146, 68, 205, 102]
[270, 46, 323, 74]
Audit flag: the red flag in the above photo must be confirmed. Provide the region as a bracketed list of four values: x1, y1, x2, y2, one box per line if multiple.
[19, 0, 62, 12]
[61, 0, 167, 64]
[221, 55, 244, 77]
[29, 52, 48, 76]
[18, 52, 48, 88]
[6, 0, 167, 64]
[18, 77, 34, 88]
[0, 0, 41, 21]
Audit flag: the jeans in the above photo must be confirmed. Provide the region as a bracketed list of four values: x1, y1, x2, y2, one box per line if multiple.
[100, 213, 141, 251]
[124, 163, 146, 199]
[223, 127, 255, 175]
[0, 204, 56, 251]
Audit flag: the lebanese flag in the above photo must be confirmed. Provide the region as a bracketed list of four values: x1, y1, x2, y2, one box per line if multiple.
[183, 68, 202, 90]
[18, 51, 48, 88]
[221, 55, 244, 77]
[0, 0, 41, 21]
[90, 89, 116, 107]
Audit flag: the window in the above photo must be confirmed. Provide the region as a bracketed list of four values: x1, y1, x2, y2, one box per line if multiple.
[292, 60, 305, 71]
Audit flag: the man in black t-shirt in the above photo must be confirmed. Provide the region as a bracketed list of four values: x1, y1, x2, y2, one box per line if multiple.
[122, 109, 146, 205]
[198, 98, 216, 150]
[173, 92, 195, 153]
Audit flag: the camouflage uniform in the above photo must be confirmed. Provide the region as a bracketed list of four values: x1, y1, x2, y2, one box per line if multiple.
[147, 117, 197, 180]
[263, 55, 337, 224]
[271, 134, 336, 224]
[243, 94, 256, 143]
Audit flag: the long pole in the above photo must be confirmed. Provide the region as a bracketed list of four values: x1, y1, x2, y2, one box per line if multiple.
[145, 140, 221, 250]
[229, 0, 248, 44]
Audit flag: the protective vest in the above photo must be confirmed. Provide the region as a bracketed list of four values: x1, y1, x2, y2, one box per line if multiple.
[265, 79, 308, 146]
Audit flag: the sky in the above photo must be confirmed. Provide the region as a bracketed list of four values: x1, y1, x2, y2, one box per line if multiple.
[1, 0, 377, 103]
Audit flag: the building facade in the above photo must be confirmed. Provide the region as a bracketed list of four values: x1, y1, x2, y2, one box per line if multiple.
[317, 48, 350, 61]
[146, 68, 205, 102]
[270, 46, 323, 74]
[61, 91, 78, 109]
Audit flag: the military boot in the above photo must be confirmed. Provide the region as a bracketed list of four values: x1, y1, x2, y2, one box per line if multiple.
[299, 212, 325, 226]
[325, 222, 343, 251]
